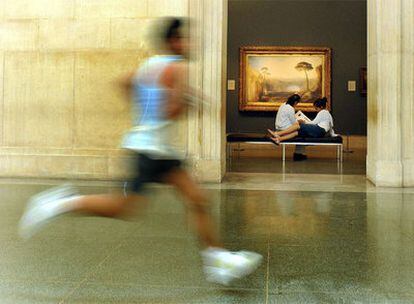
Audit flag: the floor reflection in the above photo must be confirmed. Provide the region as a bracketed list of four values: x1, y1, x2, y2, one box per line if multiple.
[0, 182, 414, 303]
[221, 189, 414, 301]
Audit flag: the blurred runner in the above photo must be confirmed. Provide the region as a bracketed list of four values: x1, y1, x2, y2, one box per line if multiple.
[19, 17, 262, 286]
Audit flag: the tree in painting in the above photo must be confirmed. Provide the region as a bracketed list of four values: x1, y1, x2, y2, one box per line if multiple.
[295, 62, 314, 92]
[259, 67, 271, 101]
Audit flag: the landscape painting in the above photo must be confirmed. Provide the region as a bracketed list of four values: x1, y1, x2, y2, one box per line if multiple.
[239, 47, 331, 112]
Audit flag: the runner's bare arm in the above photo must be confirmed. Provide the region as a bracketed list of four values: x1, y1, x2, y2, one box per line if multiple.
[160, 62, 188, 119]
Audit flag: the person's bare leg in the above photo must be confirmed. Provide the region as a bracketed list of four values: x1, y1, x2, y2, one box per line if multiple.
[163, 168, 222, 248]
[267, 129, 279, 137]
[279, 131, 299, 142]
[276, 122, 300, 136]
[162, 169, 263, 285]
[270, 131, 299, 144]
[72, 193, 146, 218]
[19, 186, 146, 239]
[267, 122, 300, 137]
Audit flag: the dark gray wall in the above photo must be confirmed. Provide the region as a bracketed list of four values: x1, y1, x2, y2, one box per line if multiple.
[227, 0, 367, 135]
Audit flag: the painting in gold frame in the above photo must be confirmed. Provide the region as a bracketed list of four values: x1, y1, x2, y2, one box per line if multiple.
[239, 46, 332, 112]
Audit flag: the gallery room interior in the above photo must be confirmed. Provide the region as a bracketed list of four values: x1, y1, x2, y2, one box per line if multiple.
[1, 0, 414, 303]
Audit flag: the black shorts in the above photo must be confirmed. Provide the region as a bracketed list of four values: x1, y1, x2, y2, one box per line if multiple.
[298, 124, 326, 138]
[127, 153, 182, 193]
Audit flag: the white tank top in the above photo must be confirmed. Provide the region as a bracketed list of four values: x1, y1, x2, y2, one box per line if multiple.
[121, 55, 185, 159]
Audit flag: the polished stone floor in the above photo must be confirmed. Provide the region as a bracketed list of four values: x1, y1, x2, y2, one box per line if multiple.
[228, 155, 366, 175]
[1, 177, 414, 303]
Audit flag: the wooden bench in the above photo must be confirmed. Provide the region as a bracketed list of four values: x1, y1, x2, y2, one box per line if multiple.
[227, 133, 344, 164]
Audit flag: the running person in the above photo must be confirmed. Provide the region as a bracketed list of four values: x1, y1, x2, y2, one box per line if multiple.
[18, 17, 262, 286]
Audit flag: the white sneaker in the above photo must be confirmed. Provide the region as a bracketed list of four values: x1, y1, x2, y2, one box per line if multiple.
[202, 248, 263, 286]
[26, 184, 76, 210]
[18, 184, 78, 239]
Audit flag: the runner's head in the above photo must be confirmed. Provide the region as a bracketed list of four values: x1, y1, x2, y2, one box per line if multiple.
[151, 17, 189, 56]
[165, 18, 188, 55]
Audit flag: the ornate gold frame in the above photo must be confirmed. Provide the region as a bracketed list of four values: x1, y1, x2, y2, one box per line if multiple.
[239, 46, 332, 112]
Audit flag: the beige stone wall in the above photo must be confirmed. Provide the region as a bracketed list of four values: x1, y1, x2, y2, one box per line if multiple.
[0, 0, 189, 179]
[367, 0, 414, 187]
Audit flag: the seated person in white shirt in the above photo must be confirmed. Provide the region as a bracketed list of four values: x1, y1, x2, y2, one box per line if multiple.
[272, 94, 307, 161]
[275, 94, 301, 131]
[268, 97, 333, 144]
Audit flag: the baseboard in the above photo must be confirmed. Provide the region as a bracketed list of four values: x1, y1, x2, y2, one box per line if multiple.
[366, 160, 403, 187]
[0, 147, 225, 182]
[403, 159, 414, 187]
[190, 159, 224, 182]
[0, 149, 131, 180]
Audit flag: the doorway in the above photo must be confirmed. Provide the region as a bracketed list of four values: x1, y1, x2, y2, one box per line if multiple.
[224, 0, 367, 176]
